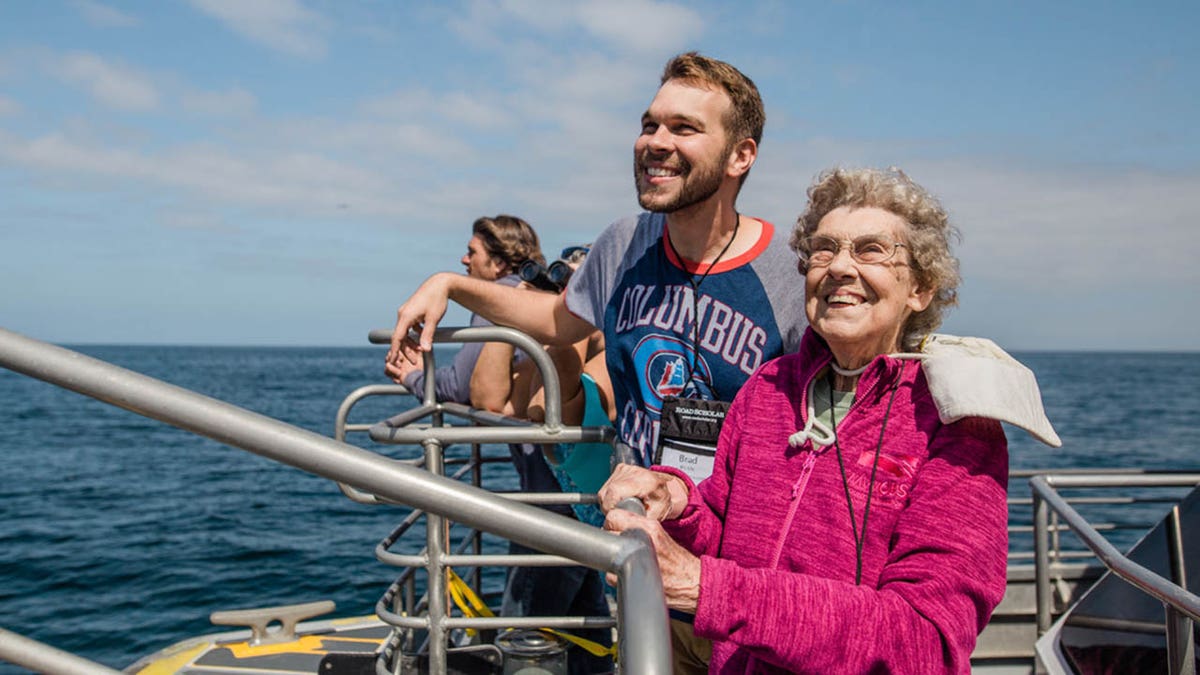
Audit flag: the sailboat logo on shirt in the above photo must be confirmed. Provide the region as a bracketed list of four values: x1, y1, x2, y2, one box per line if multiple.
[633, 334, 712, 412]
[656, 358, 688, 397]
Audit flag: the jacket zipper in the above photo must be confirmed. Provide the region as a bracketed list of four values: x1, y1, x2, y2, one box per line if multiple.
[767, 449, 818, 569]
[742, 359, 907, 675]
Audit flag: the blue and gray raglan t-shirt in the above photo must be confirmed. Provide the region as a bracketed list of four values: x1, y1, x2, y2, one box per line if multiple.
[564, 212, 806, 466]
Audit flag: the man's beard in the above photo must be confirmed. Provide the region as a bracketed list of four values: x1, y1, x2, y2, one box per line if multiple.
[634, 151, 725, 213]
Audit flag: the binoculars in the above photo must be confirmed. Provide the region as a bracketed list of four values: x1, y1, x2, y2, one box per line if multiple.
[519, 259, 575, 293]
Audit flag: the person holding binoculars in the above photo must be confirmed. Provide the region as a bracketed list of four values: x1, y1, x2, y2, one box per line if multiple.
[518, 245, 591, 293]
[470, 243, 617, 675]
[472, 243, 614, 519]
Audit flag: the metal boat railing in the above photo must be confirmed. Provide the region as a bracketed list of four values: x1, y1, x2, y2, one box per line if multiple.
[349, 328, 1197, 674]
[5, 323, 1195, 675]
[1007, 468, 1191, 564]
[0, 326, 672, 674]
[0, 628, 124, 675]
[1030, 472, 1200, 675]
[967, 470, 1191, 672]
[341, 326, 642, 669]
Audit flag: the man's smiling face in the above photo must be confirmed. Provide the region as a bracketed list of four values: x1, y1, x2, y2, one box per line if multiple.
[633, 79, 734, 214]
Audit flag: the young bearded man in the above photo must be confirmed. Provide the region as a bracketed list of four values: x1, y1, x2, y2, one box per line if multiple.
[386, 53, 804, 470]
[386, 51, 806, 675]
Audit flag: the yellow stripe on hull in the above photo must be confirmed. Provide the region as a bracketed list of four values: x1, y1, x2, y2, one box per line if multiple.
[128, 615, 390, 675]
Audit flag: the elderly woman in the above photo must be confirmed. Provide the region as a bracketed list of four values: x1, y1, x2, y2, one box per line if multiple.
[600, 168, 1010, 674]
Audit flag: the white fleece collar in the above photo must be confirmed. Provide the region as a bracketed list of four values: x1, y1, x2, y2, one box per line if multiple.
[901, 334, 1062, 447]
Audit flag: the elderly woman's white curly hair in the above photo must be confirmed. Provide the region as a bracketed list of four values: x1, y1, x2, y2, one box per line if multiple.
[790, 167, 961, 349]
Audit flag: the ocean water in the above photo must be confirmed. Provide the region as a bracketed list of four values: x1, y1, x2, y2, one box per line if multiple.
[1, 345, 1198, 672]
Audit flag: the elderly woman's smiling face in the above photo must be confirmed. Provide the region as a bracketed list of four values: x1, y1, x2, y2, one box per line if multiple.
[804, 206, 934, 368]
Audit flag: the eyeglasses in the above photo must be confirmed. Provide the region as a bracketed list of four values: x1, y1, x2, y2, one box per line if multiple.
[799, 234, 906, 268]
[560, 245, 590, 264]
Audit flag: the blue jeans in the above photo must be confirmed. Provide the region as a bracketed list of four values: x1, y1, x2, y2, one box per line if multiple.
[502, 542, 614, 675]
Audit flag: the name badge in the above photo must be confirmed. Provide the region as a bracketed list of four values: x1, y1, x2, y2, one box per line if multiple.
[654, 396, 729, 483]
[657, 438, 716, 483]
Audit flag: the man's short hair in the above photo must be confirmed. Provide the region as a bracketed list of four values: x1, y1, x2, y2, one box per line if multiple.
[661, 52, 765, 148]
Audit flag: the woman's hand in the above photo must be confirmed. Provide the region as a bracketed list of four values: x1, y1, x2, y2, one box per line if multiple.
[597, 464, 689, 521]
[603, 508, 701, 612]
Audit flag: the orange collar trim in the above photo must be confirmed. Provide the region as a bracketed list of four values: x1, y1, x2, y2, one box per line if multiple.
[662, 218, 775, 275]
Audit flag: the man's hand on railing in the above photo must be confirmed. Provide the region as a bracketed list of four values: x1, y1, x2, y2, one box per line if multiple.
[384, 343, 424, 385]
[386, 273, 455, 375]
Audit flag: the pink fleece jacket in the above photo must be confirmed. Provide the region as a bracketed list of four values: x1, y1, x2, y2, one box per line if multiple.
[658, 329, 1009, 674]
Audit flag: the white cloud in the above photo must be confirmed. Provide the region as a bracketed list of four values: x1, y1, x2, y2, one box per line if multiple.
[744, 146, 1199, 292]
[180, 86, 258, 117]
[360, 87, 517, 131]
[0, 95, 20, 116]
[71, 0, 140, 28]
[55, 52, 159, 111]
[269, 116, 477, 163]
[187, 0, 328, 59]
[524, 53, 648, 105]
[576, 0, 704, 54]
[0, 131, 403, 219]
[439, 91, 518, 130]
[446, 1, 509, 50]
[159, 208, 238, 233]
[454, 0, 703, 56]
[927, 163, 1198, 287]
[495, 0, 575, 32]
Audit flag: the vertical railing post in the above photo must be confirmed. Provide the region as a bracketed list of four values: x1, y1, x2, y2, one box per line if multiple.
[1033, 484, 1053, 635]
[405, 574, 416, 635]
[1050, 510, 1061, 564]
[1165, 506, 1195, 675]
[471, 441, 483, 593]
[613, 529, 671, 672]
[1165, 605, 1196, 675]
[424, 437, 448, 674]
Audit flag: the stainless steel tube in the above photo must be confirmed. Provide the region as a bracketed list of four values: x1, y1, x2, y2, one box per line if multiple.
[0, 628, 123, 675]
[0, 327, 672, 674]
[1030, 474, 1200, 623]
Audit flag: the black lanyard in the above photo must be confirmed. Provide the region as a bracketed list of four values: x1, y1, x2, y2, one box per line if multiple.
[828, 368, 902, 585]
[664, 214, 740, 390]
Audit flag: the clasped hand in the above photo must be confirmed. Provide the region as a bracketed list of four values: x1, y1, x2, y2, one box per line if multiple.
[599, 464, 701, 612]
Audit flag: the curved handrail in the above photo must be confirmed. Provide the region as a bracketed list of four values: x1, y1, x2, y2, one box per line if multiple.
[341, 326, 616, 504]
[333, 382, 425, 504]
[0, 327, 672, 674]
[1030, 472, 1200, 624]
[1030, 472, 1200, 675]
[371, 325, 564, 429]
[0, 628, 123, 675]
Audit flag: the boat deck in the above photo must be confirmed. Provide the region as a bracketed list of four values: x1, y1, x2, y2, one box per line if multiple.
[1, 326, 1196, 675]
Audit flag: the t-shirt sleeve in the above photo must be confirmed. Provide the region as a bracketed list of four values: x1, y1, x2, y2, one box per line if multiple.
[563, 214, 645, 328]
[753, 222, 807, 354]
[403, 314, 488, 404]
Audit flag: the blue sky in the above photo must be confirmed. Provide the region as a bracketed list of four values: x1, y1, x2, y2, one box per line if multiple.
[1, 0, 1196, 350]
